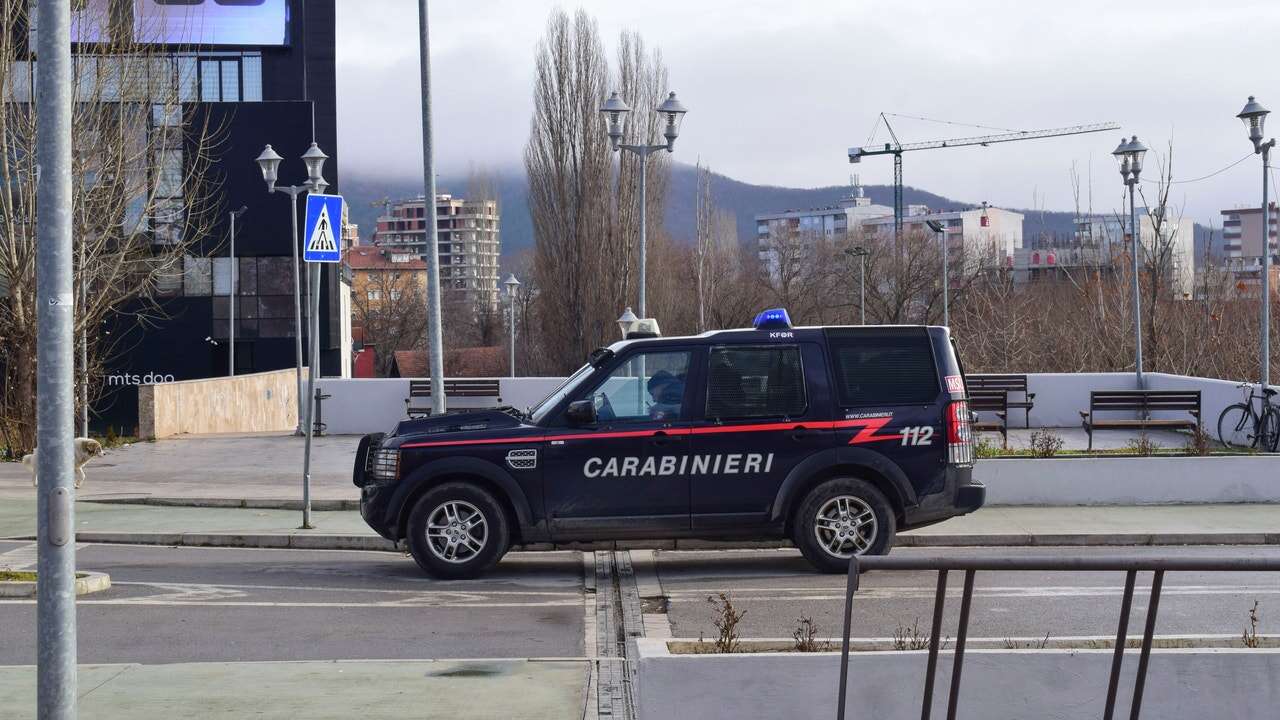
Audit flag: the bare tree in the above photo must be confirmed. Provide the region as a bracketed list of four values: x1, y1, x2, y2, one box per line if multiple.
[0, 1, 221, 454]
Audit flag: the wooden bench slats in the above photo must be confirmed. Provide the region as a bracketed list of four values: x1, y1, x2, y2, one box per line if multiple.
[406, 379, 503, 417]
[1080, 389, 1201, 450]
[968, 390, 1008, 448]
[968, 374, 1035, 427]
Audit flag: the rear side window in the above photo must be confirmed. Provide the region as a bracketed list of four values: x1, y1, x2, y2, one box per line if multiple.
[828, 333, 939, 406]
[706, 345, 807, 420]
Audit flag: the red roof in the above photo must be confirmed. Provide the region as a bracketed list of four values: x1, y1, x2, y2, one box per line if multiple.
[346, 246, 427, 271]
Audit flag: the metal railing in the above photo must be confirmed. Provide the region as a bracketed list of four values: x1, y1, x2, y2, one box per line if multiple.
[836, 553, 1280, 720]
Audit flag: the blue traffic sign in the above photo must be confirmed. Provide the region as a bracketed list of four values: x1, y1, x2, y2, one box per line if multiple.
[303, 194, 344, 263]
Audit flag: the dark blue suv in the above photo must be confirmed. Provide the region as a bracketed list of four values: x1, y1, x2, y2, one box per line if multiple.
[353, 311, 984, 578]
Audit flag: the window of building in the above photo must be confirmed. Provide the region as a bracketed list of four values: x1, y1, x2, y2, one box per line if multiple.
[826, 330, 939, 406]
[706, 346, 806, 420]
[367, 289, 382, 301]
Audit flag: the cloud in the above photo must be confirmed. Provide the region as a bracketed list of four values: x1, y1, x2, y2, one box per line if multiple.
[337, 0, 1280, 223]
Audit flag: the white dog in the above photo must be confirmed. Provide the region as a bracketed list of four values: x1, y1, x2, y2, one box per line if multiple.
[23, 438, 104, 489]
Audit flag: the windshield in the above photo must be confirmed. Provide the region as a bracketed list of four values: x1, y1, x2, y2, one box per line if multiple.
[528, 363, 594, 424]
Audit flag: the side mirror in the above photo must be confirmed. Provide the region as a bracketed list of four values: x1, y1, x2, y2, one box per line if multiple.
[566, 399, 597, 426]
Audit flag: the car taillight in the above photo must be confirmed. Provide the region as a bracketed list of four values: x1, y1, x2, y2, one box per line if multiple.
[946, 400, 973, 466]
[370, 447, 401, 483]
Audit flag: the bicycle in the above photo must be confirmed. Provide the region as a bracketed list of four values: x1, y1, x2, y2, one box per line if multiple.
[1217, 382, 1280, 451]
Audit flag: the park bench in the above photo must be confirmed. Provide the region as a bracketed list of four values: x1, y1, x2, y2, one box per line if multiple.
[967, 373, 1035, 427]
[405, 379, 503, 418]
[1079, 390, 1201, 451]
[967, 390, 1009, 448]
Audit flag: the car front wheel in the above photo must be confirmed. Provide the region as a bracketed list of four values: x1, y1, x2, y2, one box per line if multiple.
[793, 477, 896, 573]
[406, 482, 510, 579]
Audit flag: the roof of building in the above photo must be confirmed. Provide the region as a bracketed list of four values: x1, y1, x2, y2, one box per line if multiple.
[345, 246, 427, 271]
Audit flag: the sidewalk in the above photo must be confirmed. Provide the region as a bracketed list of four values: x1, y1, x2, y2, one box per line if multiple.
[3, 497, 1278, 550]
[0, 659, 589, 720]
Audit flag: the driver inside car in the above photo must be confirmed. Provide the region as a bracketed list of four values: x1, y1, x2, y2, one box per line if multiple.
[646, 370, 684, 421]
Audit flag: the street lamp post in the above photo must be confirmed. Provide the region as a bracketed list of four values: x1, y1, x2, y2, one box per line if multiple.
[601, 91, 688, 318]
[844, 246, 869, 324]
[1238, 96, 1274, 390]
[926, 220, 949, 326]
[617, 307, 639, 338]
[255, 143, 329, 434]
[228, 206, 247, 377]
[503, 274, 521, 378]
[1113, 135, 1148, 388]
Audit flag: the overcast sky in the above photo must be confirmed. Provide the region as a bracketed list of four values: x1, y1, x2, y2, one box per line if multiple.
[335, 0, 1280, 225]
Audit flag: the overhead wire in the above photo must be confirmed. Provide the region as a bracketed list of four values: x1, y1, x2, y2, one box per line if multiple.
[1140, 151, 1253, 185]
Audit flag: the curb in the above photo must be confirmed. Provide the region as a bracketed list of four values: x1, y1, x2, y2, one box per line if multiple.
[7, 531, 1275, 552]
[0, 571, 111, 598]
[84, 497, 361, 511]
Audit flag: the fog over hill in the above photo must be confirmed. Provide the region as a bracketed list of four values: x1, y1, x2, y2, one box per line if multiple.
[342, 164, 1215, 264]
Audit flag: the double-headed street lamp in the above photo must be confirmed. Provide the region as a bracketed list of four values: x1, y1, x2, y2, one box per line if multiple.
[844, 246, 870, 325]
[1112, 134, 1148, 387]
[255, 142, 329, 434]
[1238, 96, 1275, 390]
[601, 91, 688, 318]
[503, 273, 521, 378]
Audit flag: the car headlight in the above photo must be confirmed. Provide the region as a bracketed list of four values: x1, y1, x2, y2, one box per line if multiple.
[369, 447, 400, 483]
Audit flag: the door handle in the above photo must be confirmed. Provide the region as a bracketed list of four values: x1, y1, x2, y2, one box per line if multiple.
[649, 430, 677, 447]
[790, 424, 815, 441]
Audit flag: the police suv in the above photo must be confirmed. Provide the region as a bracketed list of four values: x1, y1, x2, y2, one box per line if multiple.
[353, 309, 984, 579]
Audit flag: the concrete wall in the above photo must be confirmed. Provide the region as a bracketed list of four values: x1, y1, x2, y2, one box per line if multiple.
[313, 376, 565, 435]
[974, 372, 1278, 433]
[636, 639, 1280, 720]
[138, 368, 302, 439]
[977, 456, 1280, 505]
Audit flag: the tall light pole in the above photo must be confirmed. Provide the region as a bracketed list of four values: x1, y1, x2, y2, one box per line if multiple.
[228, 206, 247, 377]
[35, 0, 78, 715]
[419, 0, 447, 414]
[1239, 96, 1274, 390]
[255, 142, 329, 433]
[844, 246, 869, 324]
[601, 91, 688, 318]
[504, 274, 520, 378]
[927, 219, 949, 326]
[1113, 135, 1148, 388]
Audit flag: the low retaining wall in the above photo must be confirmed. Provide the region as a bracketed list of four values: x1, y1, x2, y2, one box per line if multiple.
[138, 368, 302, 439]
[313, 377, 564, 435]
[976, 455, 1280, 505]
[636, 639, 1280, 720]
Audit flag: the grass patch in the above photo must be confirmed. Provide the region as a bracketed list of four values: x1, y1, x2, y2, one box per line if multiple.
[0, 571, 38, 582]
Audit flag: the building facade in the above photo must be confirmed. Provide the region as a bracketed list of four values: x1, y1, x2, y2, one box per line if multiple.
[28, 0, 345, 432]
[373, 195, 501, 307]
[1069, 211, 1196, 297]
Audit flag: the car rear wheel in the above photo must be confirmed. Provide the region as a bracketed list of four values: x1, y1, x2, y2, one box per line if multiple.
[407, 482, 510, 579]
[793, 477, 895, 573]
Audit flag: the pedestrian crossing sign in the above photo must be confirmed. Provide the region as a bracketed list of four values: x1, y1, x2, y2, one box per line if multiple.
[303, 193, 344, 263]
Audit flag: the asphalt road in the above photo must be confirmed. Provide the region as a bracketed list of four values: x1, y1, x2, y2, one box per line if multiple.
[0, 541, 586, 665]
[655, 546, 1280, 642]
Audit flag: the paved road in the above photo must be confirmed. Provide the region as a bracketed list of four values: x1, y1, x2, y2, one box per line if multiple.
[0, 541, 585, 664]
[654, 546, 1280, 642]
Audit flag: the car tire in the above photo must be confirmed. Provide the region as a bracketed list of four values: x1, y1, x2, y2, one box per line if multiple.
[406, 482, 510, 580]
[793, 477, 896, 574]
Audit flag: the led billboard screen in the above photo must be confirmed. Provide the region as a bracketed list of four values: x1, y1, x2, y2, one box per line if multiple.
[65, 0, 290, 47]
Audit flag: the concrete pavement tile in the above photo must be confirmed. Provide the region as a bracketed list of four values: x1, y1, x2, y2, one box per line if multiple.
[0, 659, 590, 720]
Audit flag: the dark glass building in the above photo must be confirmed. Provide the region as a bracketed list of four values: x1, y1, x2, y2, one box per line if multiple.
[84, 0, 344, 432]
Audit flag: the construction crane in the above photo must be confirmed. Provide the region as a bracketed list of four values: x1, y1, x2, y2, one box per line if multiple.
[848, 114, 1121, 241]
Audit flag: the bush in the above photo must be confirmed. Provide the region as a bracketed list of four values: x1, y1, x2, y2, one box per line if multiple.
[1029, 430, 1065, 458]
[792, 615, 828, 653]
[1184, 425, 1212, 456]
[1125, 433, 1161, 457]
[705, 592, 746, 653]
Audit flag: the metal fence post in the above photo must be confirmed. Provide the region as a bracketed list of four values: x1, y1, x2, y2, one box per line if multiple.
[418, 0, 446, 415]
[300, 263, 321, 529]
[35, 0, 79, 716]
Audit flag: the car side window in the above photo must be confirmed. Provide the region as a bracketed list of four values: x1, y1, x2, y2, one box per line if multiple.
[706, 345, 806, 420]
[583, 350, 692, 423]
[828, 335, 939, 406]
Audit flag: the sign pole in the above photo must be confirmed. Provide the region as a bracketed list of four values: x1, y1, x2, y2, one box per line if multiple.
[300, 193, 343, 530]
[35, 0, 79, 716]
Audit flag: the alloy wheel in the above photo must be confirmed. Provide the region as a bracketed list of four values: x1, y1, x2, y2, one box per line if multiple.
[425, 500, 488, 564]
[814, 495, 878, 559]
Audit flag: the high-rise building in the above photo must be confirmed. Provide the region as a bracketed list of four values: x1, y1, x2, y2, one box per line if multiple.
[373, 195, 502, 307]
[1221, 203, 1279, 264]
[1071, 210, 1196, 296]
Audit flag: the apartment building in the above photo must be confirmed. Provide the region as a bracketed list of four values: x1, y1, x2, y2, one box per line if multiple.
[374, 194, 501, 307]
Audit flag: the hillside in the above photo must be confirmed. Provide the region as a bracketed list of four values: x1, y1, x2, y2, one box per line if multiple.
[341, 164, 1213, 260]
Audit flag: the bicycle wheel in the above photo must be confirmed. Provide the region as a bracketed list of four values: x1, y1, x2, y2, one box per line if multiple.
[1260, 407, 1280, 452]
[1217, 403, 1255, 449]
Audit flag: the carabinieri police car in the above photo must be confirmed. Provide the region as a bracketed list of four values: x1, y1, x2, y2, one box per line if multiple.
[353, 309, 984, 578]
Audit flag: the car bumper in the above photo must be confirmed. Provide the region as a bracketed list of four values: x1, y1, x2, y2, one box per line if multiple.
[955, 481, 986, 513]
[359, 484, 399, 541]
